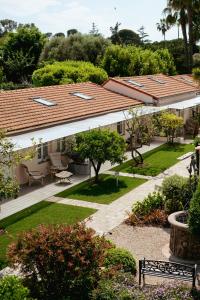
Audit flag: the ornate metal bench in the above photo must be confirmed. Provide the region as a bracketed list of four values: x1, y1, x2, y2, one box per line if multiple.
[139, 258, 197, 287]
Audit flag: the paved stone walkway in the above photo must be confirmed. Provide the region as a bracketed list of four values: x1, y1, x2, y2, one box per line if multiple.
[86, 156, 191, 235]
[47, 196, 107, 210]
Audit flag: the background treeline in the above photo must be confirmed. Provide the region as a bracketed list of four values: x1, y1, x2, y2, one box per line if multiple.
[0, 14, 199, 90]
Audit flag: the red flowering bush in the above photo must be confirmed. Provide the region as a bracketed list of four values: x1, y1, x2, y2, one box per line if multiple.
[7, 223, 111, 300]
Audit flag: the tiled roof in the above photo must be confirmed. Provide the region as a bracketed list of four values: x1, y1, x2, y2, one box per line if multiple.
[172, 74, 200, 88]
[106, 74, 198, 99]
[0, 82, 141, 135]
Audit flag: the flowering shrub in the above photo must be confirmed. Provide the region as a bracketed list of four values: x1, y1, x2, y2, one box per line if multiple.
[8, 223, 111, 300]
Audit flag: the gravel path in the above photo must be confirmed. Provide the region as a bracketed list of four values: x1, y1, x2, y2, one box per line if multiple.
[106, 224, 170, 261]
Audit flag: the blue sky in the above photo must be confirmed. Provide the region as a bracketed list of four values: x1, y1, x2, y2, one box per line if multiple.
[0, 0, 178, 41]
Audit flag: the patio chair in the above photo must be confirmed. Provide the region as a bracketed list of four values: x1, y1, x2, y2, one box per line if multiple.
[49, 152, 68, 172]
[21, 164, 45, 186]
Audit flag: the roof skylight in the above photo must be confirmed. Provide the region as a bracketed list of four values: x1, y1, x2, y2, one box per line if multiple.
[148, 76, 166, 84]
[32, 97, 56, 107]
[181, 76, 193, 83]
[124, 79, 144, 88]
[72, 92, 93, 100]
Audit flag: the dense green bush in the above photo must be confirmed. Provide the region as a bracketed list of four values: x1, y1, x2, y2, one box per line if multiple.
[188, 181, 200, 235]
[40, 33, 110, 65]
[104, 248, 137, 275]
[161, 175, 194, 213]
[32, 60, 108, 86]
[8, 223, 111, 300]
[0, 276, 32, 300]
[132, 192, 164, 216]
[101, 45, 176, 77]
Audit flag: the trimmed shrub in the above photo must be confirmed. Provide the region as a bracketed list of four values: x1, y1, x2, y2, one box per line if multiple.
[32, 60, 108, 86]
[188, 181, 200, 235]
[161, 175, 194, 213]
[132, 192, 164, 216]
[0, 276, 32, 300]
[104, 248, 137, 275]
[8, 223, 111, 300]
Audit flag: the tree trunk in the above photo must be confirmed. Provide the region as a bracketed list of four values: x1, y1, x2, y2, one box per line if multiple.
[180, 13, 189, 72]
[91, 160, 101, 183]
[187, 5, 194, 73]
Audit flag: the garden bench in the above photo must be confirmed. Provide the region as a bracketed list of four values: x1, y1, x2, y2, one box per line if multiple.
[139, 258, 197, 287]
[177, 151, 193, 161]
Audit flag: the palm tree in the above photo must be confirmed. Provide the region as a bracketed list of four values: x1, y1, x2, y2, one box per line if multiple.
[165, 0, 200, 72]
[156, 19, 170, 41]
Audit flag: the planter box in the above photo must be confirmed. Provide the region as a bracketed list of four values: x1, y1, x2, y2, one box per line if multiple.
[69, 162, 90, 175]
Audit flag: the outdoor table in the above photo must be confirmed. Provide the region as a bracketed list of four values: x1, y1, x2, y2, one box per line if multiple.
[55, 171, 73, 183]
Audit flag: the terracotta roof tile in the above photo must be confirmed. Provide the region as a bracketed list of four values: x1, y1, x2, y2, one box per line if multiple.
[172, 74, 200, 89]
[0, 82, 141, 135]
[108, 74, 198, 99]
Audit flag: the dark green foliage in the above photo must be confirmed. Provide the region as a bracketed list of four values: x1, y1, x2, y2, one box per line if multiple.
[189, 180, 200, 235]
[76, 129, 126, 182]
[102, 45, 176, 77]
[32, 60, 108, 86]
[145, 39, 191, 74]
[132, 192, 164, 217]
[0, 82, 32, 90]
[0, 276, 32, 300]
[104, 248, 137, 275]
[40, 33, 110, 65]
[117, 29, 141, 45]
[1, 24, 45, 83]
[8, 223, 110, 300]
[161, 175, 195, 213]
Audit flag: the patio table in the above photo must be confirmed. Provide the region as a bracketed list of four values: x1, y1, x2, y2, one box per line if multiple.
[55, 170, 73, 183]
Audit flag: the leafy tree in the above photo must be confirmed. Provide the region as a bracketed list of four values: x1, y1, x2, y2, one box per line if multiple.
[125, 107, 155, 164]
[67, 28, 78, 36]
[54, 32, 65, 38]
[188, 180, 200, 235]
[32, 60, 108, 86]
[102, 44, 176, 77]
[193, 53, 200, 67]
[193, 67, 200, 85]
[0, 19, 17, 37]
[145, 39, 192, 74]
[40, 33, 110, 65]
[44, 32, 52, 39]
[75, 129, 126, 183]
[110, 22, 121, 44]
[89, 22, 100, 36]
[1, 24, 45, 83]
[8, 223, 111, 300]
[156, 18, 170, 41]
[158, 112, 184, 143]
[137, 25, 150, 43]
[118, 29, 141, 46]
[0, 130, 36, 209]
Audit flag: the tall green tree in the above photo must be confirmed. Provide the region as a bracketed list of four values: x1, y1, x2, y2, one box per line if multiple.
[75, 129, 126, 183]
[1, 24, 45, 83]
[156, 18, 170, 41]
[0, 19, 17, 37]
[40, 33, 110, 65]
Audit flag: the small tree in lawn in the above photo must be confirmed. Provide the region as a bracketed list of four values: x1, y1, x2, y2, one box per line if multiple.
[75, 128, 126, 183]
[0, 130, 35, 209]
[125, 107, 155, 165]
[159, 112, 184, 143]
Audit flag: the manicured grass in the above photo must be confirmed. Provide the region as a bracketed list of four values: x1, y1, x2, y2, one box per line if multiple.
[57, 174, 147, 204]
[0, 201, 96, 268]
[112, 143, 194, 176]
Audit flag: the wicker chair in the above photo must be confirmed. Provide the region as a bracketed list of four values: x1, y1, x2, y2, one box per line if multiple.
[21, 164, 45, 186]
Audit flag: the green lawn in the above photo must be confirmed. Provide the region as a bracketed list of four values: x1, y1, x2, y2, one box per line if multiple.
[0, 201, 96, 268]
[56, 174, 147, 204]
[112, 143, 194, 176]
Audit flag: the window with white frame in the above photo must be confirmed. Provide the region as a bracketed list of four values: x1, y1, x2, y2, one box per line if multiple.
[56, 138, 66, 153]
[117, 122, 125, 135]
[38, 142, 49, 162]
